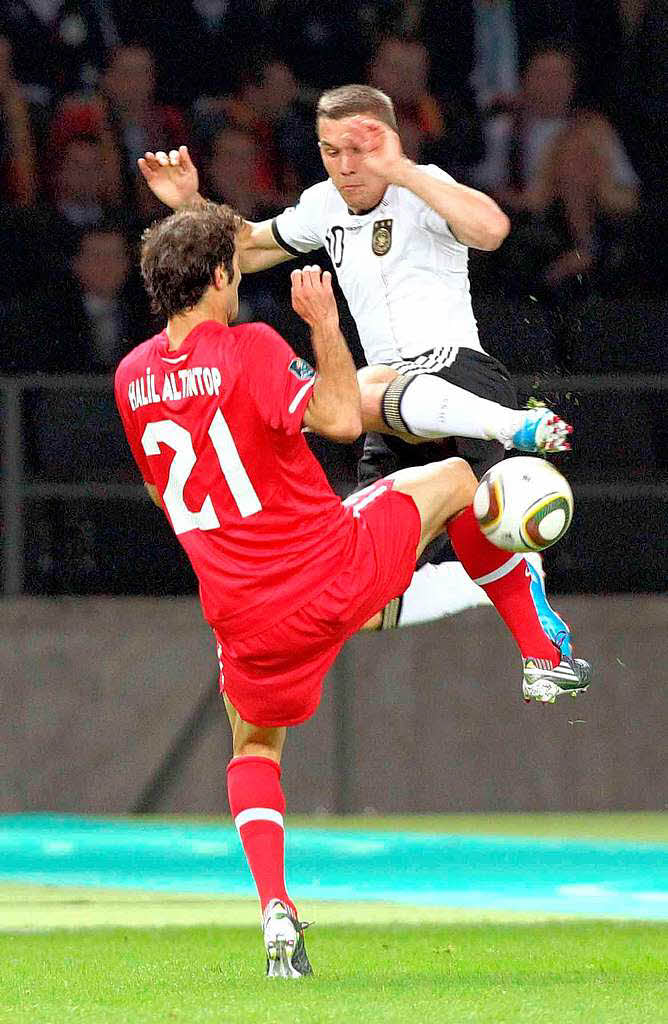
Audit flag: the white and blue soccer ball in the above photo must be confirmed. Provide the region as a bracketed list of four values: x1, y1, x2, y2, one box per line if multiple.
[473, 456, 574, 553]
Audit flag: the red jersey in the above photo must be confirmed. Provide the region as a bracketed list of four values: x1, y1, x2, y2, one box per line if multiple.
[114, 320, 354, 638]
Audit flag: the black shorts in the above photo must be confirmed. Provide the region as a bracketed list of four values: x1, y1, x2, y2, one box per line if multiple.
[357, 347, 518, 566]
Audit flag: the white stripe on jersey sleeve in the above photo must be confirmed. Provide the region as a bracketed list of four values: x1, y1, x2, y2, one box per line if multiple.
[288, 375, 316, 414]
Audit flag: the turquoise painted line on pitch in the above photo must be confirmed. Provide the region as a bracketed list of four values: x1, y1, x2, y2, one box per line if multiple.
[1, 814, 667, 920]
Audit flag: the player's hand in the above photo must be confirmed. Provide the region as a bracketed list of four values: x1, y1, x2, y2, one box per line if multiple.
[290, 266, 339, 328]
[138, 145, 200, 210]
[341, 117, 408, 184]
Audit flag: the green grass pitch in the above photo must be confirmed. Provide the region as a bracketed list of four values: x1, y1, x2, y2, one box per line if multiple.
[1, 813, 667, 1023]
[2, 919, 666, 1024]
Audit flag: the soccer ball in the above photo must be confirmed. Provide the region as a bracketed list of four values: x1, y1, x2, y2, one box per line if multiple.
[473, 456, 574, 553]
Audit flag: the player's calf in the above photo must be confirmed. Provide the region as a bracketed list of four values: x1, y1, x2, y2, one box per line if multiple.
[359, 369, 574, 454]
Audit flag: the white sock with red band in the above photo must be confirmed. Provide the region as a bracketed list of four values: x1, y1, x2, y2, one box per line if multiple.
[447, 506, 559, 664]
[227, 755, 297, 917]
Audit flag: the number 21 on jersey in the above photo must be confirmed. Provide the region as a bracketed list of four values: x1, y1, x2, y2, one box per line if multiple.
[141, 409, 261, 535]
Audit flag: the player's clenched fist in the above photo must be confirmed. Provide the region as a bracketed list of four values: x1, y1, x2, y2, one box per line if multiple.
[290, 266, 339, 327]
[138, 145, 200, 210]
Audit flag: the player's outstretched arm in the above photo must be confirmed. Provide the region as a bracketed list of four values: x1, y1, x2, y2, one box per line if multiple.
[344, 118, 510, 251]
[138, 146, 295, 274]
[397, 169, 511, 250]
[138, 146, 201, 209]
[292, 266, 362, 443]
[238, 220, 296, 274]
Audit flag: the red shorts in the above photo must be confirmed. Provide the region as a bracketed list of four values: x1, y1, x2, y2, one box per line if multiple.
[214, 482, 420, 728]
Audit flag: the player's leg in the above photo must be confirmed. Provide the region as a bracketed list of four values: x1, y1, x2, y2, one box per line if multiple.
[354, 436, 506, 628]
[383, 456, 565, 659]
[360, 354, 575, 655]
[357, 363, 572, 453]
[385, 394, 564, 639]
[225, 694, 287, 762]
[223, 696, 312, 978]
[357, 403, 491, 627]
[414, 354, 579, 695]
[444, 504, 590, 701]
[224, 694, 293, 916]
[356, 457, 480, 630]
[360, 460, 590, 700]
[385, 456, 479, 558]
[376, 553, 554, 628]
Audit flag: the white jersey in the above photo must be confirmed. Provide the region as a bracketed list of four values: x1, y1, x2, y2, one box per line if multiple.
[272, 165, 485, 366]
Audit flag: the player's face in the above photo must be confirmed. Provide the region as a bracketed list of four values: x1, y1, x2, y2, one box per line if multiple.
[317, 115, 387, 212]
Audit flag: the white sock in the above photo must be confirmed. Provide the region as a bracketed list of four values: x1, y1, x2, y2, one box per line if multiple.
[524, 551, 545, 584]
[397, 374, 521, 442]
[393, 553, 544, 628]
[397, 562, 491, 626]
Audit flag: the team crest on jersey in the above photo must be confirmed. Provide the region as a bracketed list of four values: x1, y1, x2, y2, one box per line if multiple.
[288, 357, 315, 380]
[372, 219, 393, 256]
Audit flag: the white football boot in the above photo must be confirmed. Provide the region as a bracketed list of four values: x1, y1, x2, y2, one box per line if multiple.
[263, 899, 313, 979]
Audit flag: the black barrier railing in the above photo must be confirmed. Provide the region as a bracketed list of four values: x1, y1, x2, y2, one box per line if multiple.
[2, 373, 667, 595]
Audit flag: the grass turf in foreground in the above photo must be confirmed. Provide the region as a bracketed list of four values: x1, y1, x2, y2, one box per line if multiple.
[0, 889, 586, 932]
[1, 921, 666, 1024]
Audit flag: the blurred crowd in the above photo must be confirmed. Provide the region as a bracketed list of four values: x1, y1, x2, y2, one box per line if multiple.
[1, 0, 666, 379]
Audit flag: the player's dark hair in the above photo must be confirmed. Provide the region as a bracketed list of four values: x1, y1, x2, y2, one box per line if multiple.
[140, 200, 242, 319]
[316, 85, 398, 132]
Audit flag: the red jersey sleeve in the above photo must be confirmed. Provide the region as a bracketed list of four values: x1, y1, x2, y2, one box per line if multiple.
[114, 363, 154, 484]
[242, 322, 316, 434]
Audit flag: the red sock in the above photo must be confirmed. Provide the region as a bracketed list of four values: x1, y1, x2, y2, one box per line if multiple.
[448, 506, 559, 664]
[227, 755, 297, 917]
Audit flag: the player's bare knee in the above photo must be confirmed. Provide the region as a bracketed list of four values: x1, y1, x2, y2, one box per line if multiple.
[358, 366, 399, 432]
[357, 364, 397, 389]
[234, 735, 284, 762]
[438, 457, 477, 517]
[442, 456, 477, 494]
[229, 715, 286, 762]
[457, 456, 478, 494]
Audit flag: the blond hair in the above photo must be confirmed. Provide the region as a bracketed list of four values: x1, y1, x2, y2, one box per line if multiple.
[316, 84, 398, 132]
